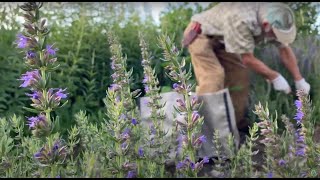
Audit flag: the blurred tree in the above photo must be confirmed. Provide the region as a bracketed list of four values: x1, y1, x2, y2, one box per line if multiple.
[286, 2, 320, 36]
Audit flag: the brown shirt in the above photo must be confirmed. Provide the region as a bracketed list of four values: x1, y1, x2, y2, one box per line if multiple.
[191, 2, 284, 54]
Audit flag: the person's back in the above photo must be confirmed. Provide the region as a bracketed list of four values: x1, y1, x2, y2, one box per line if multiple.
[191, 2, 262, 37]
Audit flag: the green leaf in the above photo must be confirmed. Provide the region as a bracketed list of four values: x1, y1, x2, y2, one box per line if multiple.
[22, 107, 40, 114]
[58, 100, 69, 109]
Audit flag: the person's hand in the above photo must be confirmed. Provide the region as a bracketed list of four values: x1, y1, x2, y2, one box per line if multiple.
[295, 78, 310, 95]
[271, 74, 291, 94]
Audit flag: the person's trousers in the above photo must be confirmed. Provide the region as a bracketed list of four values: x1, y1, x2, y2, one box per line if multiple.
[184, 22, 250, 130]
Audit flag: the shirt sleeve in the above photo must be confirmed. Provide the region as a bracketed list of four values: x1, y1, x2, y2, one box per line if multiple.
[223, 15, 256, 54]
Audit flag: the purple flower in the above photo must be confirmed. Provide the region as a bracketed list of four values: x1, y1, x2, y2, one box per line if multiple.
[121, 142, 128, 150]
[192, 111, 200, 123]
[267, 172, 273, 178]
[294, 110, 304, 121]
[144, 85, 149, 93]
[34, 152, 42, 158]
[19, 70, 41, 88]
[278, 159, 286, 166]
[294, 100, 303, 109]
[203, 156, 209, 164]
[27, 114, 47, 129]
[111, 73, 118, 79]
[295, 133, 305, 143]
[46, 44, 58, 56]
[52, 141, 60, 152]
[150, 125, 156, 135]
[55, 88, 68, 99]
[173, 83, 179, 89]
[26, 90, 41, 99]
[260, 128, 272, 136]
[194, 135, 206, 146]
[138, 147, 144, 157]
[127, 171, 136, 178]
[109, 84, 120, 91]
[131, 118, 138, 125]
[199, 135, 206, 142]
[295, 148, 306, 157]
[176, 98, 186, 111]
[142, 75, 149, 83]
[190, 162, 195, 170]
[27, 117, 38, 128]
[176, 162, 185, 169]
[16, 34, 28, 48]
[191, 96, 200, 109]
[121, 128, 131, 140]
[26, 50, 36, 59]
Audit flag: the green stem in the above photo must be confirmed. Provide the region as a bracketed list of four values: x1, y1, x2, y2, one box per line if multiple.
[115, 126, 123, 178]
[137, 159, 142, 177]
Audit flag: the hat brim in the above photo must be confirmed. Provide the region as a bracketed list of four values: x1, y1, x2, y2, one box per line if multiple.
[272, 25, 296, 46]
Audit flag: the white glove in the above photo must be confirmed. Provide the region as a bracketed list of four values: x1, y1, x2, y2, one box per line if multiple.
[295, 78, 310, 94]
[271, 74, 291, 94]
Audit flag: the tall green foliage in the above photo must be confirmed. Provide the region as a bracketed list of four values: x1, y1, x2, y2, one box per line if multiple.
[1, 2, 320, 132]
[286, 2, 319, 36]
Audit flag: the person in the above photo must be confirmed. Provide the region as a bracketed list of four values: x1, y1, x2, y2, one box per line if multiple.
[182, 2, 311, 176]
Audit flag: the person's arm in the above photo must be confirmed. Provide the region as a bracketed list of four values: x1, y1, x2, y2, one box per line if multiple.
[241, 52, 292, 94]
[278, 46, 302, 81]
[278, 45, 310, 94]
[241, 53, 278, 80]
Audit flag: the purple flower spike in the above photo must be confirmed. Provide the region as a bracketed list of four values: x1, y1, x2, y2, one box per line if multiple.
[295, 148, 306, 157]
[294, 110, 304, 121]
[16, 34, 28, 48]
[294, 100, 302, 109]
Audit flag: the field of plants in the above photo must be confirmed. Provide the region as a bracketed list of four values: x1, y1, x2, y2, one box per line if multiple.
[1, 2, 320, 178]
